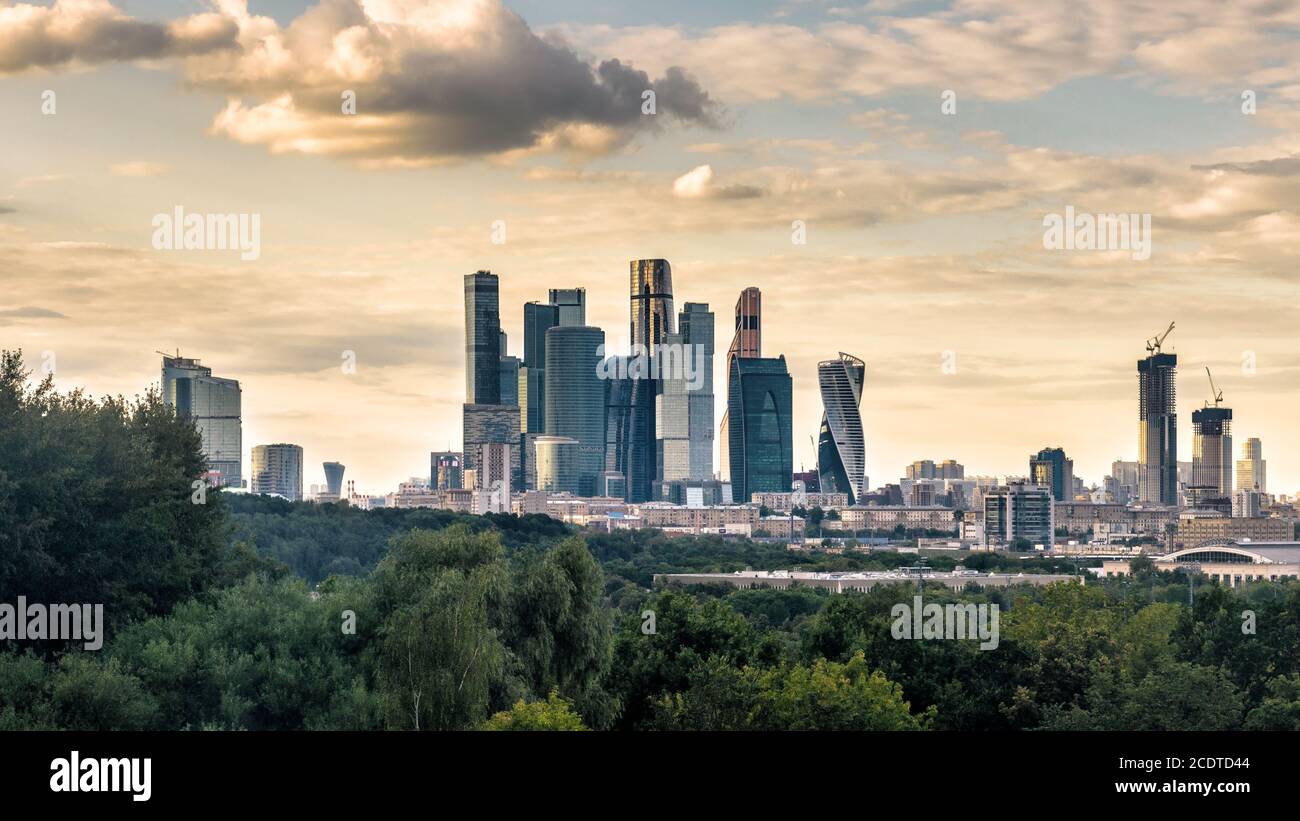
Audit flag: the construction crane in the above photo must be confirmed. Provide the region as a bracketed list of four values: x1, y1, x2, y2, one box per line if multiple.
[1145, 321, 1175, 354]
[1205, 366, 1224, 408]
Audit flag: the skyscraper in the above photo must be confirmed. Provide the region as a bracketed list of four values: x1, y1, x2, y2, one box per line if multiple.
[728, 355, 793, 504]
[548, 287, 587, 326]
[322, 461, 345, 498]
[464, 271, 501, 405]
[718, 287, 760, 484]
[161, 353, 242, 487]
[603, 358, 633, 499]
[520, 301, 560, 434]
[658, 302, 715, 482]
[431, 451, 463, 490]
[1137, 341, 1178, 506]
[463, 404, 520, 486]
[628, 259, 674, 501]
[1029, 447, 1074, 502]
[251, 443, 303, 501]
[534, 435, 581, 494]
[1236, 437, 1266, 493]
[1192, 407, 1233, 495]
[545, 325, 607, 497]
[817, 352, 867, 504]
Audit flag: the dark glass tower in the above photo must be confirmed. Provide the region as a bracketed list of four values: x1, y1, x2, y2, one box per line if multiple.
[728, 355, 793, 505]
[545, 326, 607, 497]
[817, 353, 866, 504]
[323, 461, 345, 497]
[719, 287, 760, 484]
[464, 271, 501, 405]
[521, 301, 560, 434]
[1138, 352, 1178, 505]
[627, 259, 673, 502]
[1029, 446, 1073, 502]
[1192, 407, 1232, 495]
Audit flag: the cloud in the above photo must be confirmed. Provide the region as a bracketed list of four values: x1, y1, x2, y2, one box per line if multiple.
[672, 164, 764, 199]
[109, 161, 169, 177]
[188, 0, 720, 164]
[0, 305, 66, 319]
[0, 0, 238, 75]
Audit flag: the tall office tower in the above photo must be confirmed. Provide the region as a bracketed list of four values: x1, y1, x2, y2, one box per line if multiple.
[251, 443, 304, 501]
[603, 360, 634, 498]
[906, 460, 936, 480]
[1137, 342, 1178, 505]
[718, 287, 761, 484]
[521, 302, 560, 433]
[1236, 437, 1266, 492]
[984, 482, 1054, 549]
[545, 326, 607, 497]
[1029, 447, 1074, 502]
[628, 259, 674, 502]
[1191, 407, 1233, 495]
[548, 288, 587, 327]
[431, 451, 463, 490]
[727, 355, 793, 504]
[322, 461, 345, 498]
[658, 302, 715, 482]
[534, 435, 581, 494]
[464, 271, 501, 405]
[462, 405, 520, 487]
[817, 352, 867, 504]
[161, 353, 243, 487]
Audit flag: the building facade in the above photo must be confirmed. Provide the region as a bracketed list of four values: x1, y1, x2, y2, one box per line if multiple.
[161, 354, 242, 487]
[817, 352, 867, 505]
[628, 259, 674, 501]
[464, 271, 501, 405]
[1138, 350, 1178, 505]
[727, 355, 793, 505]
[544, 325, 606, 497]
[984, 483, 1054, 548]
[1191, 406, 1233, 495]
[251, 443, 303, 501]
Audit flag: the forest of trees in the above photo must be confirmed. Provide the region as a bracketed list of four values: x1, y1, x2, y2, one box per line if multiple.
[4, 349, 1300, 731]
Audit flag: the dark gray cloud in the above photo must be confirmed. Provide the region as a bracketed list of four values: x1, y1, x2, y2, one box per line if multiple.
[1192, 155, 1300, 176]
[0, 2, 238, 76]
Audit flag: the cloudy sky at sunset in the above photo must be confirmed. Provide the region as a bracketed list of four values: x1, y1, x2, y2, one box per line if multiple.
[3, 0, 1300, 494]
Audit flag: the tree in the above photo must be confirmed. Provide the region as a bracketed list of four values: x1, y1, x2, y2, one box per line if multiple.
[482, 689, 588, 731]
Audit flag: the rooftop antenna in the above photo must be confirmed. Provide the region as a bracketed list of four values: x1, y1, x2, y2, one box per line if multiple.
[1145, 321, 1175, 355]
[1205, 366, 1224, 408]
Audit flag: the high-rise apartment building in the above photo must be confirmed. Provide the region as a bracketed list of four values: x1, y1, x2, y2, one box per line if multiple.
[1029, 447, 1074, 502]
[817, 352, 867, 504]
[1137, 345, 1178, 506]
[161, 353, 242, 487]
[727, 355, 793, 504]
[462, 404, 520, 486]
[984, 482, 1054, 549]
[251, 443, 304, 501]
[1236, 437, 1266, 493]
[718, 287, 761, 484]
[545, 325, 607, 497]
[464, 271, 501, 405]
[628, 259, 674, 501]
[658, 302, 715, 483]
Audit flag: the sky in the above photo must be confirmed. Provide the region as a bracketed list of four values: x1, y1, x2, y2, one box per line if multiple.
[2, 0, 1300, 495]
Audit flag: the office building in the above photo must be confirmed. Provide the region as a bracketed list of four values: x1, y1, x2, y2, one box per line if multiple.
[548, 287, 586, 327]
[545, 325, 607, 496]
[727, 355, 793, 504]
[1029, 447, 1074, 502]
[1137, 339, 1178, 506]
[520, 301, 560, 434]
[628, 259, 674, 501]
[718, 287, 761, 484]
[431, 451, 463, 490]
[1236, 437, 1267, 493]
[462, 404, 520, 486]
[658, 301, 715, 482]
[251, 443, 304, 501]
[534, 436, 581, 494]
[161, 353, 242, 487]
[464, 271, 501, 405]
[817, 352, 867, 504]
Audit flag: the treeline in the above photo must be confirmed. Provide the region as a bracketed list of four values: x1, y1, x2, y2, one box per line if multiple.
[4, 348, 1300, 731]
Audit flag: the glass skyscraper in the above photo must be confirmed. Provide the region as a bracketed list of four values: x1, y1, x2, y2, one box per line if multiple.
[545, 325, 607, 497]
[1029, 446, 1074, 502]
[1138, 351, 1178, 505]
[817, 352, 866, 504]
[658, 302, 714, 482]
[464, 271, 501, 405]
[520, 301, 560, 434]
[548, 288, 587, 327]
[1191, 407, 1233, 495]
[161, 354, 242, 487]
[628, 259, 673, 502]
[727, 355, 793, 504]
[719, 287, 761, 484]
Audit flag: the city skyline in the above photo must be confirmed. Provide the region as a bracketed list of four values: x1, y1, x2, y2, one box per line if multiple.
[4, 0, 1300, 494]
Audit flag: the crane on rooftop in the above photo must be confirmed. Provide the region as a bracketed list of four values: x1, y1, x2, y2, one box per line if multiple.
[1205, 366, 1224, 408]
[1145, 321, 1175, 355]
